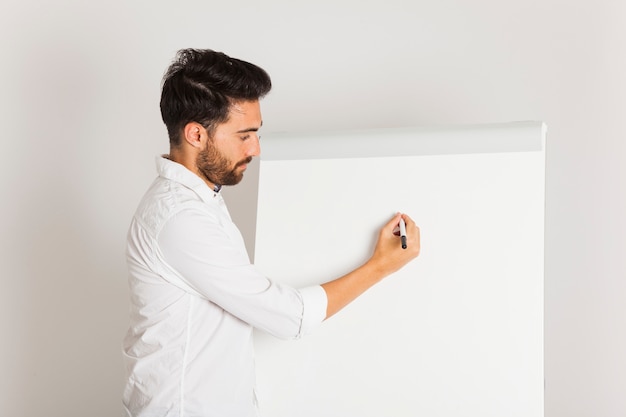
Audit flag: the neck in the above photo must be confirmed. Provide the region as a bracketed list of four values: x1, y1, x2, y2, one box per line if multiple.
[167, 149, 219, 192]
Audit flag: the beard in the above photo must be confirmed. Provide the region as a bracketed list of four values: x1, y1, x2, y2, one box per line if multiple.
[196, 140, 252, 187]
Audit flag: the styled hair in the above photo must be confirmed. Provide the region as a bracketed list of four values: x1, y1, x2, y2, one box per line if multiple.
[160, 49, 272, 146]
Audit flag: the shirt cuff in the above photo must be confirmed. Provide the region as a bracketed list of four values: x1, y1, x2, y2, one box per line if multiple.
[297, 285, 328, 336]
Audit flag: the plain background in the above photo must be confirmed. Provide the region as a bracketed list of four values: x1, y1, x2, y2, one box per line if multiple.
[0, 1, 624, 416]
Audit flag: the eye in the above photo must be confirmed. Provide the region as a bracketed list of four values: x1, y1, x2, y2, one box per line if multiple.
[240, 134, 250, 141]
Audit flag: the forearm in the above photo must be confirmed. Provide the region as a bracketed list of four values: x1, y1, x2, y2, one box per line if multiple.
[320, 213, 420, 320]
[321, 260, 387, 319]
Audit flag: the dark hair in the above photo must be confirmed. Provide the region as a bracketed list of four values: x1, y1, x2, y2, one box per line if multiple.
[160, 49, 272, 146]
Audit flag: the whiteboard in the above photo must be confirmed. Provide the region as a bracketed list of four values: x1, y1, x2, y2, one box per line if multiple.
[253, 122, 545, 417]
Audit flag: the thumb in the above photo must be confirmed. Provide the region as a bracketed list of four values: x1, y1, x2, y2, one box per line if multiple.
[384, 212, 404, 234]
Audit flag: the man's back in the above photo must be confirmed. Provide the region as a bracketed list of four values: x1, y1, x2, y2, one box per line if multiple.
[122, 157, 259, 417]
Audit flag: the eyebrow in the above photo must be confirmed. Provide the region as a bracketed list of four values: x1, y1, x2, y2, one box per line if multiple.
[236, 121, 263, 134]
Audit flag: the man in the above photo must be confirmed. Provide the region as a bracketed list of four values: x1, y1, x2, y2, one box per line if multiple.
[122, 48, 420, 417]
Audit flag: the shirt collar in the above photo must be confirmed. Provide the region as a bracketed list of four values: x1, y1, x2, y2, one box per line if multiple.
[155, 155, 220, 202]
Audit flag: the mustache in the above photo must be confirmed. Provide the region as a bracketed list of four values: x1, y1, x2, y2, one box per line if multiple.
[236, 157, 253, 168]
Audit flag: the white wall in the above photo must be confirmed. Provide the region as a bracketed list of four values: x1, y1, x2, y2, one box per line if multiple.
[1, 1, 623, 416]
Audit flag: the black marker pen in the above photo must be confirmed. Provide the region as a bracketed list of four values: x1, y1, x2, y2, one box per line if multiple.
[399, 218, 407, 249]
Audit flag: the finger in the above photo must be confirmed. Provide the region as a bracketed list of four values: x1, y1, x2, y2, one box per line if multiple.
[401, 213, 415, 227]
[401, 214, 419, 233]
[384, 212, 403, 232]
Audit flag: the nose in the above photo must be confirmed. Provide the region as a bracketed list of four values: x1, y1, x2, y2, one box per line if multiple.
[247, 134, 261, 157]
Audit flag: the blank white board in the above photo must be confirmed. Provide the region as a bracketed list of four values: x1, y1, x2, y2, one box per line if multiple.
[253, 122, 545, 417]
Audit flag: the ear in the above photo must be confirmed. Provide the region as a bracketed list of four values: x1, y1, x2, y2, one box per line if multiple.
[182, 122, 207, 149]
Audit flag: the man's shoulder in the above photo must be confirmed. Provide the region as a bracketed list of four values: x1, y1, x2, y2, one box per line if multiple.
[132, 177, 212, 234]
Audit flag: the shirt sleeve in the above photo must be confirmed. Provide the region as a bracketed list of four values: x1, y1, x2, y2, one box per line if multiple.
[157, 206, 327, 339]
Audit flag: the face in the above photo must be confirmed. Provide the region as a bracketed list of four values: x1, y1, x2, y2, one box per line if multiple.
[196, 100, 262, 187]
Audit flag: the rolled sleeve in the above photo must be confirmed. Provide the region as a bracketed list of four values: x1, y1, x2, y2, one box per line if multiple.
[297, 285, 328, 337]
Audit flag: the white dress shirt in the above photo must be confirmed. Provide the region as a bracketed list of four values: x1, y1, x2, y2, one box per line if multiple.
[122, 156, 327, 417]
